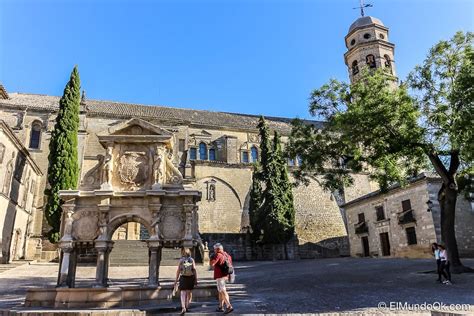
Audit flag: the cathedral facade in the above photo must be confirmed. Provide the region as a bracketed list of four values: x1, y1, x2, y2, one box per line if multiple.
[0, 15, 391, 262]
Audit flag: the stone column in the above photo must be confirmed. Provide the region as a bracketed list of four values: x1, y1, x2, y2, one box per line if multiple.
[94, 240, 113, 288]
[57, 241, 75, 288]
[147, 240, 162, 287]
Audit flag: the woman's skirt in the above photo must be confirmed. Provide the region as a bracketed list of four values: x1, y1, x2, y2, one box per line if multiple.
[179, 275, 195, 290]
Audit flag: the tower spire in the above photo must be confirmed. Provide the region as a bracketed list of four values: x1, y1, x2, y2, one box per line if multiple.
[354, 0, 373, 17]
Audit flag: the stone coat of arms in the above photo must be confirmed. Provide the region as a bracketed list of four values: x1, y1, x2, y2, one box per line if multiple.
[118, 151, 149, 189]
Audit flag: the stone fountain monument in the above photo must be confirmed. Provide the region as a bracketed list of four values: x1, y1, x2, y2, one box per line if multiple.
[25, 119, 214, 308]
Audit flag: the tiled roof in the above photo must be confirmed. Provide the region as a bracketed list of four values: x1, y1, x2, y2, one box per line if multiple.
[0, 93, 324, 133]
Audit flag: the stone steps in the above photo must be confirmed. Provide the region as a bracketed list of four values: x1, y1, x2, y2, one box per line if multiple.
[109, 241, 181, 267]
[0, 261, 27, 274]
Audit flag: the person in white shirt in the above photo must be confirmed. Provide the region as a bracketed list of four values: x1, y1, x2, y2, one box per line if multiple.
[431, 243, 442, 283]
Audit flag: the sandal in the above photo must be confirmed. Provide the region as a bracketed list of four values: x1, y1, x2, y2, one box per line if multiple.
[224, 306, 234, 314]
[180, 308, 186, 315]
[216, 307, 224, 312]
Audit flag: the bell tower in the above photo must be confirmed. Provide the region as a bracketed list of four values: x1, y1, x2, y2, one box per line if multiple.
[344, 15, 397, 83]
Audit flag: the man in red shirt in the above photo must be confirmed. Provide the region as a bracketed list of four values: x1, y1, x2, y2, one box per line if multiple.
[209, 243, 233, 314]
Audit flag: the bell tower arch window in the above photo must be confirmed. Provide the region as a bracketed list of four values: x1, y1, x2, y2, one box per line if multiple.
[366, 54, 376, 69]
[29, 121, 42, 149]
[384, 54, 392, 73]
[352, 60, 359, 75]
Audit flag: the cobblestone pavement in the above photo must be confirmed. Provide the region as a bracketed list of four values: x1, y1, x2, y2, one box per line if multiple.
[0, 258, 473, 314]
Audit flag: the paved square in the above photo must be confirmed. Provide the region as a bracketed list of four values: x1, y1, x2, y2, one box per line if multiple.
[1, 258, 473, 314]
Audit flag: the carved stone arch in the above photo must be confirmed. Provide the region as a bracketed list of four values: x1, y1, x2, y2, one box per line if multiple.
[197, 176, 242, 209]
[239, 141, 250, 150]
[29, 120, 43, 149]
[107, 214, 152, 240]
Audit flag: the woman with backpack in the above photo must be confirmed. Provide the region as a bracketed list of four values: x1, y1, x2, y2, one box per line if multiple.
[174, 248, 197, 314]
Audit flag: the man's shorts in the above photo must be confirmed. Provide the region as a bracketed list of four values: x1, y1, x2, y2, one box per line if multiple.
[216, 277, 227, 292]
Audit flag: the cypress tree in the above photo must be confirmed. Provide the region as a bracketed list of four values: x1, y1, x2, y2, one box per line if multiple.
[249, 162, 263, 238]
[275, 132, 295, 239]
[260, 131, 294, 244]
[250, 118, 296, 244]
[44, 66, 81, 243]
[256, 116, 272, 180]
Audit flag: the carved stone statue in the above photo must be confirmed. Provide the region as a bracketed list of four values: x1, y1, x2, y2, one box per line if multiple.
[101, 147, 113, 189]
[165, 150, 183, 185]
[152, 147, 165, 189]
[150, 212, 163, 239]
[62, 209, 74, 241]
[208, 183, 216, 201]
[97, 211, 108, 240]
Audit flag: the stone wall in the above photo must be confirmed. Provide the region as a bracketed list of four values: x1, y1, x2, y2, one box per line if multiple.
[201, 233, 348, 261]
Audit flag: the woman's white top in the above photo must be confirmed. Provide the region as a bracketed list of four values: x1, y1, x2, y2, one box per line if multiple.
[434, 249, 441, 260]
[439, 249, 448, 261]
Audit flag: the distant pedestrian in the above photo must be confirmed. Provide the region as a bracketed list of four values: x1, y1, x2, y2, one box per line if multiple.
[210, 243, 234, 314]
[438, 245, 452, 285]
[431, 243, 442, 283]
[174, 248, 197, 314]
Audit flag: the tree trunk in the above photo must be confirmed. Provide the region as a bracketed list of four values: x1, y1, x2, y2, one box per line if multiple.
[428, 152, 472, 273]
[439, 183, 472, 273]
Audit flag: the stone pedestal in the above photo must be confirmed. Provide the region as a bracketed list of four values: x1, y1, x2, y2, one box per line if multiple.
[147, 240, 162, 287]
[94, 240, 114, 288]
[57, 240, 77, 288]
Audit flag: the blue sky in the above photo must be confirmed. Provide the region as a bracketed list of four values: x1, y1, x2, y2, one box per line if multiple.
[0, 0, 472, 119]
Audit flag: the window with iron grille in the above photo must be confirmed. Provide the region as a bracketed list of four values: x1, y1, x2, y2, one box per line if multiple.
[402, 199, 412, 211]
[375, 206, 385, 221]
[406, 227, 417, 245]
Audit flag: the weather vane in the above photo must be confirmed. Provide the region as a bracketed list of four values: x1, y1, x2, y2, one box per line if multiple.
[353, 0, 373, 17]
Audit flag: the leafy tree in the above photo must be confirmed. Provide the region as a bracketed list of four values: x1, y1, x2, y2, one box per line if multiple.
[407, 31, 473, 271]
[44, 66, 81, 243]
[288, 31, 473, 272]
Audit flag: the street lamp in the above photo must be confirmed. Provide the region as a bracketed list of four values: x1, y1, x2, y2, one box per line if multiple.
[426, 200, 434, 212]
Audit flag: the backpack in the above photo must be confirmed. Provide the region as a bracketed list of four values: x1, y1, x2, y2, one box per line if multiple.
[221, 252, 234, 275]
[180, 257, 194, 276]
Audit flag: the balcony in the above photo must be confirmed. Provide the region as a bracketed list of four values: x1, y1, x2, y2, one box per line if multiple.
[398, 209, 416, 225]
[354, 221, 369, 234]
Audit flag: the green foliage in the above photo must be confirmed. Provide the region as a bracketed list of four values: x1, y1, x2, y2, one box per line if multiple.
[249, 162, 263, 238]
[44, 66, 81, 243]
[249, 117, 295, 244]
[289, 68, 425, 192]
[408, 31, 473, 168]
